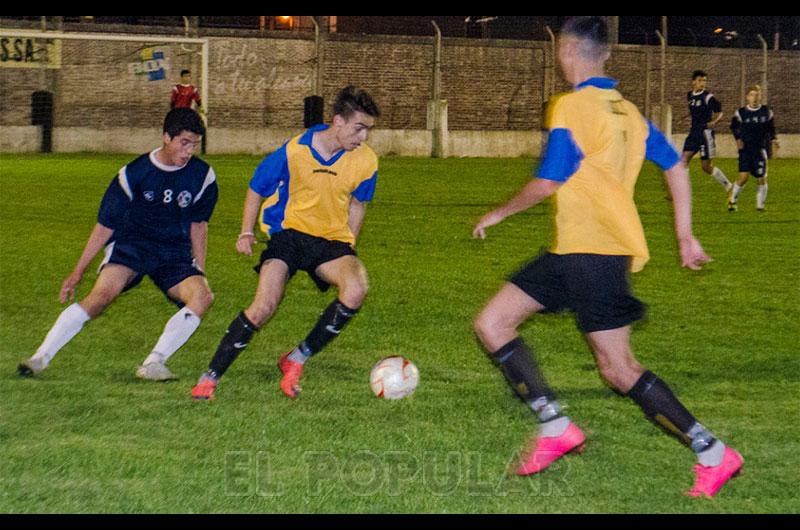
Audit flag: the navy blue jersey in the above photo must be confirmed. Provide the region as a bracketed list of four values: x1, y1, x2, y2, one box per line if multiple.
[688, 90, 722, 131]
[98, 150, 218, 249]
[731, 105, 776, 151]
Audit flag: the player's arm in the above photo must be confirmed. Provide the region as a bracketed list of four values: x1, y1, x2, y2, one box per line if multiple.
[473, 127, 578, 240]
[60, 172, 133, 302]
[707, 97, 723, 129]
[731, 112, 744, 151]
[348, 198, 367, 244]
[60, 223, 115, 303]
[190, 222, 209, 272]
[767, 109, 779, 151]
[236, 188, 264, 256]
[349, 170, 377, 245]
[645, 121, 710, 270]
[239, 146, 289, 256]
[473, 179, 561, 240]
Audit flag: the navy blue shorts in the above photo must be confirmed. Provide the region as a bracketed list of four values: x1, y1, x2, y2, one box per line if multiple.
[738, 148, 768, 178]
[683, 129, 716, 160]
[510, 252, 646, 334]
[256, 229, 356, 292]
[101, 238, 204, 303]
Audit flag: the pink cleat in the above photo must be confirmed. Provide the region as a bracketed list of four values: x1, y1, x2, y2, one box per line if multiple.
[686, 447, 743, 498]
[515, 423, 586, 476]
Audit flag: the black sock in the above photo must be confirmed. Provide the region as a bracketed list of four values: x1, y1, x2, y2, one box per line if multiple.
[302, 300, 358, 356]
[491, 338, 557, 406]
[628, 371, 708, 445]
[208, 312, 259, 378]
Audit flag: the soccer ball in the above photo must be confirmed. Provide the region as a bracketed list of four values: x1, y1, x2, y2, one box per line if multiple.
[369, 356, 419, 400]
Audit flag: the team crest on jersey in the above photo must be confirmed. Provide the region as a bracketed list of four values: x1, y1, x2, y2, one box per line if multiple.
[177, 190, 193, 208]
[143, 191, 155, 202]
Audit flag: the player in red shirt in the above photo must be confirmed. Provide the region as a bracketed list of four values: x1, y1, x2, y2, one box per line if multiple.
[171, 70, 202, 111]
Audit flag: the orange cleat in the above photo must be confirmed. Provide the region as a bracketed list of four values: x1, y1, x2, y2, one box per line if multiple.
[278, 352, 304, 399]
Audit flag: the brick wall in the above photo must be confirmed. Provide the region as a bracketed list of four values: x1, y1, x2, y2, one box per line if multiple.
[1, 31, 798, 133]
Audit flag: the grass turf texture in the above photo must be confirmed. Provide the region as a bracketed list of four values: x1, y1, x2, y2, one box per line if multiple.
[0, 154, 798, 513]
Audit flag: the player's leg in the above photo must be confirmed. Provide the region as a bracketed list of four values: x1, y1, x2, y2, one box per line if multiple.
[19, 264, 137, 376]
[475, 254, 585, 475]
[755, 150, 769, 211]
[586, 327, 742, 497]
[191, 260, 289, 400]
[276, 256, 366, 399]
[137, 274, 214, 381]
[289, 255, 367, 362]
[756, 176, 768, 211]
[702, 132, 732, 190]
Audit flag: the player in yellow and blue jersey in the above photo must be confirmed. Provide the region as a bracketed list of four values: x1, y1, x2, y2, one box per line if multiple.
[472, 17, 742, 498]
[18, 109, 217, 382]
[192, 86, 380, 401]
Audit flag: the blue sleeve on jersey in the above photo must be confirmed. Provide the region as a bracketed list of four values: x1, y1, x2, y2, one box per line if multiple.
[709, 96, 722, 114]
[250, 144, 289, 197]
[645, 121, 681, 171]
[97, 176, 131, 230]
[537, 128, 583, 183]
[191, 180, 219, 223]
[352, 171, 378, 203]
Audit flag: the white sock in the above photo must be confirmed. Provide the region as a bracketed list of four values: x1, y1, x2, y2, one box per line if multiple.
[698, 440, 727, 468]
[143, 307, 201, 365]
[757, 184, 768, 210]
[712, 167, 732, 189]
[731, 183, 744, 202]
[539, 416, 571, 438]
[287, 343, 312, 365]
[31, 303, 91, 367]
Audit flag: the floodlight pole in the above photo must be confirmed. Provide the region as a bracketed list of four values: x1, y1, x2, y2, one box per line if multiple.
[428, 21, 447, 158]
[655, 30, 671, 139]
[311, 16, 324, 96]
[757, 34, 768, 104]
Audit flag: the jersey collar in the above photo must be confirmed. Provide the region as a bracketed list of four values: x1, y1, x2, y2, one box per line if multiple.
[299, 124, 346, 166]
[576, 77, 619, 90]
[150, 149, 188, 172]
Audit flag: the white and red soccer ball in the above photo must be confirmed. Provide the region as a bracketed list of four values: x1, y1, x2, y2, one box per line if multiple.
[369, 356, 419, 400]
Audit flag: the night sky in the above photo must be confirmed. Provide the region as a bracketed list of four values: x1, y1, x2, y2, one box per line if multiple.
[336, 16, 799, 49]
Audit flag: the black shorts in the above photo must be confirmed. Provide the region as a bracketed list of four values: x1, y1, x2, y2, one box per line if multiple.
[738, 148, 768, 178]
[510, 252, 646, 334]
[256, 229, 356, 292]
[101, 238, 204, 305]
[683, 129, 716, 161]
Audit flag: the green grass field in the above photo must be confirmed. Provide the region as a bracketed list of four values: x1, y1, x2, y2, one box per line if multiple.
[1, 153, 798, 514]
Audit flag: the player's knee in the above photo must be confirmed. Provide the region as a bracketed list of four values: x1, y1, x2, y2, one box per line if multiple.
[474, 309, 505, 345]
[194, 288, 215, 313]
[340, 279, 368, 309]
[247, 299, 278, 328]
[596, 356, 643, 393]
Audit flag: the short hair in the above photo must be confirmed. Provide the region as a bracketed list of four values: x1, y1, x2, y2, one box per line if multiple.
[180, 69, 191, 77]
[692, 70, 708, 80]
[163, 108, 205, 138]
[332, 86, 381, 120]
[560, 17, 610, 61]
[747, 84, 761, 94]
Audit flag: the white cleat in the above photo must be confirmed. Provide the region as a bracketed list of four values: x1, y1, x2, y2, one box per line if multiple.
[136, 362, 178, 382]
[17, 357, 47, 377]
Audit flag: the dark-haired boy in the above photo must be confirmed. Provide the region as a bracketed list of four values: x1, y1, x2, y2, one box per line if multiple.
[19, 108, 218, 381]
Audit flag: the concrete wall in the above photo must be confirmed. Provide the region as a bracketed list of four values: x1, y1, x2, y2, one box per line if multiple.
[6, 125, 800, 158]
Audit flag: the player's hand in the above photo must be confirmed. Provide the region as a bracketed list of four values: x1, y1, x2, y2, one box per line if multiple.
[236, 233, 257, 256]
[472, 211, 505, 240]
[679, 237, 712, 271]
[59, 271, 83, 304]
[736, 140, 745, 151]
